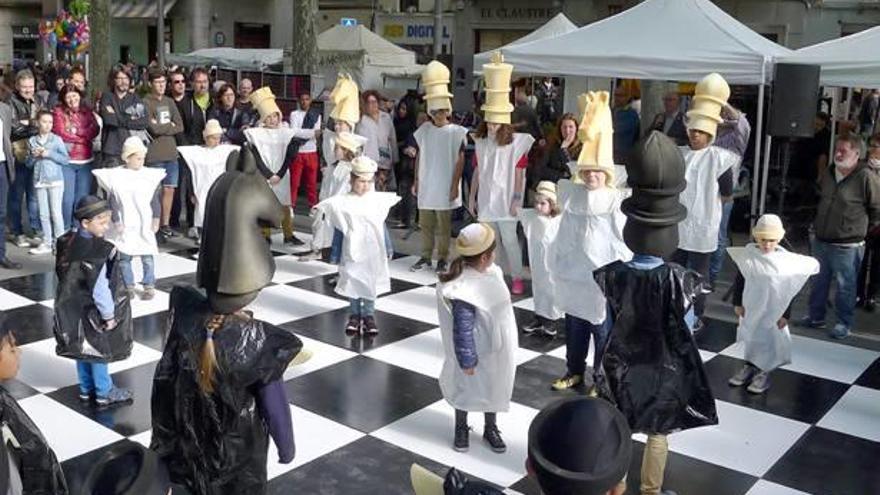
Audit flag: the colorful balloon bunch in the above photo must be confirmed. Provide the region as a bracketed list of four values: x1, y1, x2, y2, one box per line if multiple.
[39, 10, 90, 54]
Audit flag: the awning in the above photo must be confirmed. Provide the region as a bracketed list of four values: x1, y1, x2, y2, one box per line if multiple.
[112, 0, 177, 19]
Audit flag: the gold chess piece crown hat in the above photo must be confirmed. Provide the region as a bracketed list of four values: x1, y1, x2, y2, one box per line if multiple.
[249, 86, 281, 122]
[329, 74, 361, 127]
[481, 52, 515, 125]
[685, 73, 730, 138]
[574, 91, 616, 186]
[422, 60, 453, 113]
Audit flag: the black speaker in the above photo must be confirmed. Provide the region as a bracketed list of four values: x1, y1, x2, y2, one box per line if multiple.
[769, 63, 821, 138]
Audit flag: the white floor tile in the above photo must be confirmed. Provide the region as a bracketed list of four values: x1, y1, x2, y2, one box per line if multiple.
[16, 338, 162, 393]
[699, 350, 718, 363]
[0, 287, 38, 310]
[19, 394, 123, 461]
[547, 338, 595, 366]
[246, 284, 348, 325]
[376, 286, 440, 325]
[372, 400, 540, 488]
[817, 385, 880, 442]
[131, 252, 197, 281]
[282, 335, 358, 380]
[128, 429, 153, 448]
[129, 288, 171, 318]
[664, 400, 810, 477]
[271, 255, 337, 284]
[513, 298, 534, 312]
[266, 405, 364, 479]
[720, 334, 880, 384]
[744, 480, 811, 495]
[388, 256, 439, 286]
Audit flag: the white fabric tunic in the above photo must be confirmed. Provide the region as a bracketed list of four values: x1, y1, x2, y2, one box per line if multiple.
[550, 181, 632, 324]
[312, 160, 354, 250]
[245, 127, 297, 204]
[322, 129, 339, 168]
[318, 191, 401, 299]
[413, 122, 468, 210]
[518, 209, 563, 320]
[93, 167, 166, 256]
[473, 133, 534, 222]
[727, 245, 819, 371]
[178, 144, 238, 228]
[677, 145, 739, 253]
[437, 264, 517, 412]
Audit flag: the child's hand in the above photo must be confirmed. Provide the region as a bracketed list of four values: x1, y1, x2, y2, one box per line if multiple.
[734, 306, 745, 318]
[509, 202, 520, 217]
[411, 181, 418, 196]
[462, 367, 475, 376]
[269, 175, 281, 185]
[449, 187, 459, 202]
[151, 219, 159, 233]
[777, 317, 787, 329]
[104, 318, 117, 330]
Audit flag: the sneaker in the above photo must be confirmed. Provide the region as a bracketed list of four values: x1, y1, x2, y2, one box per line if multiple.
[95, 387, 133, 408]
[483, 424, 507, 453]
[125, 285, 137, 299]
[141, 285, 156, 301]
[0, 257, 21, 270]
[865, 298, 876, 312]
[453, 424, 470, 452]
[78, 391, 92, 402]
[542, 323, 558, 337]
[551, 373, 583, 391]
[728, 364, 755, 387]
[522, 319, 544, 334]
[511, 278, 525, 295]
[156, 231, 168, 245]
[28, 243, 52, 255]
[829, 323, 850, 340]
[298, 250, 322, 261]
[14, 235, 30, 248]
[410, 258, 431, 272]
[187, 227, 199, 239]
[26, 234, 43, 247]
[701, 281, 714, 294]
[159, 226, 177, 238]
[747, 371, 771, 394]
[345, 315, 362, 334]
[284, 236, 305, 246]
[798, 316, 826, 330]
[692, 318, 707, 333]
[435, 259, 448, 274]
[362, 315, 378, 335]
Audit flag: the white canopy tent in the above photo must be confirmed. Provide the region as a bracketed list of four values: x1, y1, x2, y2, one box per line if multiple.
[782, 25, 880, 89]
[472, 13, 578, 69]
[166, 48, 282, 71]
[484, 0, 793, 217]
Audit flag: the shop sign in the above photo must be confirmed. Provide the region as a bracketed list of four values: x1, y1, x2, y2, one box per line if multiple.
[377, 14, 453, 46]
[478, 7, 559, 20]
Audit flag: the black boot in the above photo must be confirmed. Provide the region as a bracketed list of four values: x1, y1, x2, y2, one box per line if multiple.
[483, 413, 506, 453]
[454, 409, 470, 452]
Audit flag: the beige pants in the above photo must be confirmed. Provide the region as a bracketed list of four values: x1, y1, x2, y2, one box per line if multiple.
[419, 209, 452, 261]
[640, 434, 668, 495]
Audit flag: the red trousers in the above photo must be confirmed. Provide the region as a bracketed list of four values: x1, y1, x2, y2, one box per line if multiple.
[289, 151, 319, 208]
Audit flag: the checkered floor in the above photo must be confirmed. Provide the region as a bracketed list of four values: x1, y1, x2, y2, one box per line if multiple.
[1, 240, 879, 495]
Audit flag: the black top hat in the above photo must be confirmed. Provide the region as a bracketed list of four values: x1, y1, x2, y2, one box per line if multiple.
[81, 441, 170, 495]
[528, 397, 632, 495]
[74, 195, 112, 221]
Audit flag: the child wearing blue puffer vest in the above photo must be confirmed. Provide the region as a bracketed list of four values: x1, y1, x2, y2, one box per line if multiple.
[27, 110, 69, 255]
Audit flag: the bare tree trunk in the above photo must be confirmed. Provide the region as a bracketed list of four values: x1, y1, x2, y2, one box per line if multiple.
[290, 0, 318, 74]
[88, 0, 111, 102]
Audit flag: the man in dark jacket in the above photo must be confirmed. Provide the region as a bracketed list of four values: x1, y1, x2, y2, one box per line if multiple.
[6, 69, 42, 247]
[0, 101, 21, 269]
[803, 134, 880, 339]
[98, 67, 148, 168]
[649, 92, 688, 146]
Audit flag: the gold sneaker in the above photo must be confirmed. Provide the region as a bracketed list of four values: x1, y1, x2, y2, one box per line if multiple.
[551, 373, 583, 391]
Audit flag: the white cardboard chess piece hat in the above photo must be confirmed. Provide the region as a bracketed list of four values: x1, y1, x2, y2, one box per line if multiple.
[422, 60, 453, 113]
[351, 155, 378, 180]
[480, 52, 515, 125]
[685, 73, 730, 138]
[752, 213, 786, 240]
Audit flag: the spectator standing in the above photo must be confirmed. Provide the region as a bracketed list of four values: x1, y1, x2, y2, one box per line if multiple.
[393, 99, 418, 228]
[803, 134, 880, 339]
[859, 89, 879, 136]
[357, 90, 397, 191]
[535, 77, 559, 126]
[172, 67, 211, 232]
[26, 110, 68, 255]
[612, 85, 639, 165]
[143, 69, 183, 240]
[0, 99, 21, 269]
[98, 67, 148, 168]
[53, 84, 99, 229]
[649, 91, 688, 146]
[512, 83, 542, 140]
[207, 83, 248, 145]
[857, 134, 880, 311]
[539, 113, 579, 183]
[7, 69, 43, 247]
[288, 91, 322, 209]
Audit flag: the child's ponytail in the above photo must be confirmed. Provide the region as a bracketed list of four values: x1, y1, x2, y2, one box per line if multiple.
[438, 240, 497, 284]
[197, 314, 225, 394]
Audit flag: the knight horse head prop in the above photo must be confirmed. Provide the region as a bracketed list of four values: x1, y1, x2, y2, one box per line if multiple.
[329, 74, 361, 128]
[198, 145, 285, 314]
[574, 91, 616, 186]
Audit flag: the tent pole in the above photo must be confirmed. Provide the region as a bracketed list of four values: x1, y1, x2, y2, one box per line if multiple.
[750, 73, 767, 222]
[829, 88, 838, 166]
[759, 135, 773, 215]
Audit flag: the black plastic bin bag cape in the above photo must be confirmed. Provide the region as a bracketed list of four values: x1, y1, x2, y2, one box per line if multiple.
[53, 230, 133, 362]
[0, 386, 68, 494]
[593, 261, 718, 435]
[150, 286, 302, 495]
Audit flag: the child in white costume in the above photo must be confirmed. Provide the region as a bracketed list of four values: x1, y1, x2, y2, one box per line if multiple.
[177, 119, 239, 244]
[468, 53, 534, 295]
[437, 223, 517, 454]
[316, 156, 400, 335]
[728, 214, 819, 394]
[517, 181, 563, 336]
[92, 137, 165, 300]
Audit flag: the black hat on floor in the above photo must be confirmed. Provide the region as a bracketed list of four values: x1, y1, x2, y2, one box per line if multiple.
[528, 397, 632, 495]
[81, 441, 170, 495]
[74, 195, 112, 221]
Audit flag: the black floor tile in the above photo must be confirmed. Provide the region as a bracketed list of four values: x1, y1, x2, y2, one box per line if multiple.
[694, 319, 738, 352]
[703, 355, 848, 424]
[5, 304, 55, 345]
[855, 357, 880, 391]
[0, 379, 39, 400]
[280, 308, 435, 354]
[267, 435, 498, 495]
[61, 439, 138, 494]
[284, 355, 442, 433]
[513, 307, 565, 353]
[132, 311, 170, 352]
[168, 247, 288, 260]
[765, 427, 880, 495]
[512, 355, 586, 410]
[0, 271, 57, 301]
[47, 362, 158, 437]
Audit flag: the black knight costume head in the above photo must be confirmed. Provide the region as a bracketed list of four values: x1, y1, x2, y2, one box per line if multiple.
[198, 144, 285, 314]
